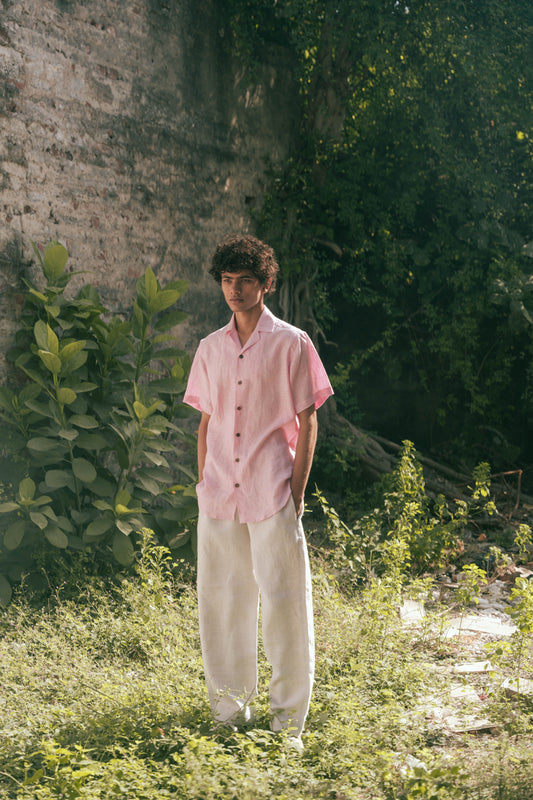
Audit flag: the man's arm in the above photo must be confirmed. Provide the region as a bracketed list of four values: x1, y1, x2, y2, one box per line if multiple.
[197, 411, 211, 482]
[291, 404, 318, 516]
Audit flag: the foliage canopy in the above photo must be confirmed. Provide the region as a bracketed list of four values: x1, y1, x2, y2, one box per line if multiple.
[223, 0, 533, 471]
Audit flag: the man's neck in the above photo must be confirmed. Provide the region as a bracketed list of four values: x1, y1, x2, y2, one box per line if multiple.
[234, 304, 265, 347]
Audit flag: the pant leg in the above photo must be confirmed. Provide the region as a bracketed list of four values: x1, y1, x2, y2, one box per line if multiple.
[197, 512, 259, 723]
[248, 498, 315, 736]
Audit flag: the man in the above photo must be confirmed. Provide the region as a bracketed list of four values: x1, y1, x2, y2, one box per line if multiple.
[184, 234, 333, 745]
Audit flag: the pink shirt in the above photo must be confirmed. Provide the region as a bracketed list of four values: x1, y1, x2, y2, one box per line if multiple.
[184, 306, 333, 523]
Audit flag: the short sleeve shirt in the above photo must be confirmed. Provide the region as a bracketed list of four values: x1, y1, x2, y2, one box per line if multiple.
[183, 306, 333, 522]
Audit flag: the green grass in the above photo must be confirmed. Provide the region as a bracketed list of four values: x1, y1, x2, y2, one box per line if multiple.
[1, 548, 532, 800]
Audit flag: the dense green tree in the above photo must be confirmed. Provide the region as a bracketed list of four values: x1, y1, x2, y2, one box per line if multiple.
[223, 0, 533, 474]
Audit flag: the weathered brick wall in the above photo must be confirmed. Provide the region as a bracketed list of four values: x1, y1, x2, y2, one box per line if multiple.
[0, 0, 297, 372]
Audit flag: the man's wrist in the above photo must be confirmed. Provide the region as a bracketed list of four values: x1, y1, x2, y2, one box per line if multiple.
[291, 488, 304, 514]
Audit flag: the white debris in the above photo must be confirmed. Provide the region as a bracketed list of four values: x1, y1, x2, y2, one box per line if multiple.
[501, 677, 533, 699]
[399, 599, 426, 623]
[452, 661, 495, 674]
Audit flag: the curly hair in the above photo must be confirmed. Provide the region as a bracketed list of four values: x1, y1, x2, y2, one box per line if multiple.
[209, 234, 279, 295]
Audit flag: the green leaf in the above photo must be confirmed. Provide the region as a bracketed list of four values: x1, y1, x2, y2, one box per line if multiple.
[24, 399, 58, 420]
[31, 239, 45, 268]
[144, 438, 174, 452]
[144, 267, 158, 303]
[59, 340, 86, 362]
[154, 310, 189, 332]
[66, 381, 99, 394]
[147, 377, 186, 394]
[0, 501, 19, 513]
[58, 429, 79, 442]
[71, 509, 91, 525]
[19, 477, 36, 501]
[72, 458, 97, 483]
[116, 489, 131, 507]
[93, 500, 113, 511]
[85, 516, 114, 538]
[152, 346, 188, 360]
[90, 477, 116, 497]
[133, 399, 163, 421]
[0, 575, 12, 607]
[115, 519, 134, 536]
[43, 241, 69, 280]
[29, 288, 47, 303]
[165, 278, 189, 296]
[30, 511, 49, 529]
[161, 506, 189, 522]
[44, 525, 69, 548]
[148, 289, 180, 314]
[145, 452, 170, 468]
[60, 349, 88, 375]
[57, 387, 78, 406]
[151, 334, 179, 345]
[45, 304, 61, 318]
[19, 384, 42, 404]
[139, 467, 173, 484]
[135, 475, 160, 495]
[44, 470, 73, 489]
[133, 400, 148, 421]
[55, 515, 75, 533]
[34, 320, 49, 351]
[4, 520, 27, 550]
[133, 301, 145, 327]
[38, 350, 62, 375]
[69, 414, 99, 429]
[27, 437, 59, 452]
[31, 495, 53, 507]
[113, 530, 135, 565]
[47, 325, 59, 355]
[74, 432, 108, 450]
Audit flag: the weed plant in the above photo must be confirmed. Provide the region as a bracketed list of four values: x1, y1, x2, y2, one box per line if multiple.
[1, 534, 532, 799]
[313, 441, 504, 589]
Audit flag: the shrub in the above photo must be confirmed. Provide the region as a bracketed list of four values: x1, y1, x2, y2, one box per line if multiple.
[0, 241, 197, 603]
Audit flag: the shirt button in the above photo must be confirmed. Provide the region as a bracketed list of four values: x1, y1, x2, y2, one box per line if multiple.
[235, 483, 240, 488]
[237, 380, 243, 385]
[236, 432, 241, 437]
[237, 406, 242, 411]
[239, 354, 244, 359]
[235, 457, 240, 462]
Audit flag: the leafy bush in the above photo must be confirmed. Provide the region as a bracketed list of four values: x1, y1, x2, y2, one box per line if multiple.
[315, 440, 499, 582]
[0, 241, 197, 604]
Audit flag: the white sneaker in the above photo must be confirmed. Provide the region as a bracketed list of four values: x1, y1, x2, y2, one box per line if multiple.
[287, 736, 304, 755]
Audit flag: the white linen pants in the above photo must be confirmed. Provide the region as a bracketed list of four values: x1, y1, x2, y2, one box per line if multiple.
[197, 497, 314, 736]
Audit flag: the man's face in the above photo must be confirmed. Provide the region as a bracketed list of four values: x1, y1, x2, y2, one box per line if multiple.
[220, 270, 270, 314]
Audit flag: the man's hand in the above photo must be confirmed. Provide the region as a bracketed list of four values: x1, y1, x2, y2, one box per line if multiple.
[290, 405, 318, 518]
[197, 412, 211, 482]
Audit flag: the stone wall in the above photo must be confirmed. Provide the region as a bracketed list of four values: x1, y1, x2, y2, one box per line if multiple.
[0, 0, 298, 371]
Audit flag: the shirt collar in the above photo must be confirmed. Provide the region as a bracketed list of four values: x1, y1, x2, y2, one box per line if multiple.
[223, 305, 276, 336]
